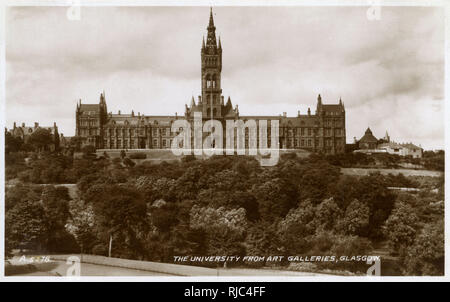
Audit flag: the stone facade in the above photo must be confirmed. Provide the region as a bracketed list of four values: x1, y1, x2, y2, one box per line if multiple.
[75, 9, 346, 155]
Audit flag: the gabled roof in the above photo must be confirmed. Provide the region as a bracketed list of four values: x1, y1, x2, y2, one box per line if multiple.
[359, 127, 378, 143]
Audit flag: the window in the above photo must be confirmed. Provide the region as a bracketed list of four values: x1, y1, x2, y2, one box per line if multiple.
[308, 139, 312, 147]
[301, 128, 304, 136]
[153, 139, 158, 147]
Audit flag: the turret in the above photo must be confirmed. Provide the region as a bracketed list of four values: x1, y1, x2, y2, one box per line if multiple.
[316, 94, 322, 114]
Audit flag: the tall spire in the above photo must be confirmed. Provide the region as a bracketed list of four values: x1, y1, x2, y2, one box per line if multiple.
[209, 7, 214, 28]
[206, 7, 217, 49]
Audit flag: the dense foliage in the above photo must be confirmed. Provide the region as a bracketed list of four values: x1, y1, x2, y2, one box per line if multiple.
[4, 149, 445, 275]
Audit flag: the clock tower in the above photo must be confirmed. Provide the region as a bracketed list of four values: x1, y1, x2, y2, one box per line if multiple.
[201, 8, 223, 119]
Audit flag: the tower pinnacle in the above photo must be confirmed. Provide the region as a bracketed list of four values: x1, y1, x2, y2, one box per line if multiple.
[209, 7, 214, 28]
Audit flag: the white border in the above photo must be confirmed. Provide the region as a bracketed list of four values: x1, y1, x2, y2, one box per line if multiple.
[0, 0, 448, 282]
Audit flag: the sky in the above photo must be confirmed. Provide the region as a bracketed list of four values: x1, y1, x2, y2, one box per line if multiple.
[5, 5, 445, 150]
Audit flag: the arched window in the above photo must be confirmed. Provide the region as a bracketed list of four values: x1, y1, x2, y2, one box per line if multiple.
[206, 74, 212, 88]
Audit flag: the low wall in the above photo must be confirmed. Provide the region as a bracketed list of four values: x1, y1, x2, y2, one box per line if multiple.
[50, 254, 219, 276]
[341, 167, 443, 178]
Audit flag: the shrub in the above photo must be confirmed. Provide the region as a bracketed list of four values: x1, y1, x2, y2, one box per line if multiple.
[129, 153, 147, 159]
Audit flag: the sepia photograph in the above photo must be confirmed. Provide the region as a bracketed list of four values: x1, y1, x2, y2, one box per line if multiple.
[1, 0, 447, 282]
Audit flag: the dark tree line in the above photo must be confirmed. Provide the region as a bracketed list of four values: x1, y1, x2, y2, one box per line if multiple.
[4, 148, 444, 275]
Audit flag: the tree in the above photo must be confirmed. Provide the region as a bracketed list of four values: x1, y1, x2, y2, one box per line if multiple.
[252, 177, 298, 221]
[65, 198, 97, 254]
[88, 184, 147, 259]
[336, 199, 370, 236]
[149, 201, 178, 233]
[69, 136, 83, 152]
[278, 200, 316, 254]
[245, 222, 281, 267]
[190, 205, 247, 259]
[5, 132, 23, 154]
[314, 197, 342, 231]
[41, 186, 76, 252]
[384, 202, 419, 255]
[82, 145, 96, 157]
[28, 128, 53, 152]
[403, 219, 444, 276]
[5, 186, 47, 252]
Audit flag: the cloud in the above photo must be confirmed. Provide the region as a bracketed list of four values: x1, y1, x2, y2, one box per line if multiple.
[5, 5, 445, 150]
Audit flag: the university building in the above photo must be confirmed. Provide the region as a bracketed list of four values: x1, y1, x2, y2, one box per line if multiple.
[75, 9, 346, 155]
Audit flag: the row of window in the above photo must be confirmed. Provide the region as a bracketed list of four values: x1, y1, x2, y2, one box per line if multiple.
[105, 139, 172, 149]
[324, 119, 344, 127]
[285, 138, 344, 148]
[324, 111, 342, 116]
[204, 57, 219, 67]
[81, 126, 344, 139]
[79, 120, 98, 127]
[79, 129, 98, 136]
[102, 136, 344, 150]
[283, 127, 344, 137]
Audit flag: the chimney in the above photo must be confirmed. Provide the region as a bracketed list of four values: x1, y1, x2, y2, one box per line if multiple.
[308, 108, 311, 116]
[297, 110, 300, 117]
[34, 122, 39, 129]
[22, 122, 25, 127]
[283, 112, 287, 117]
[118, 110, 121, 115]
[13, 122, 16, 129]
[175, 112, 178, 119]
[54, 122, 57, 127]
[198, 96, 202, 104]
